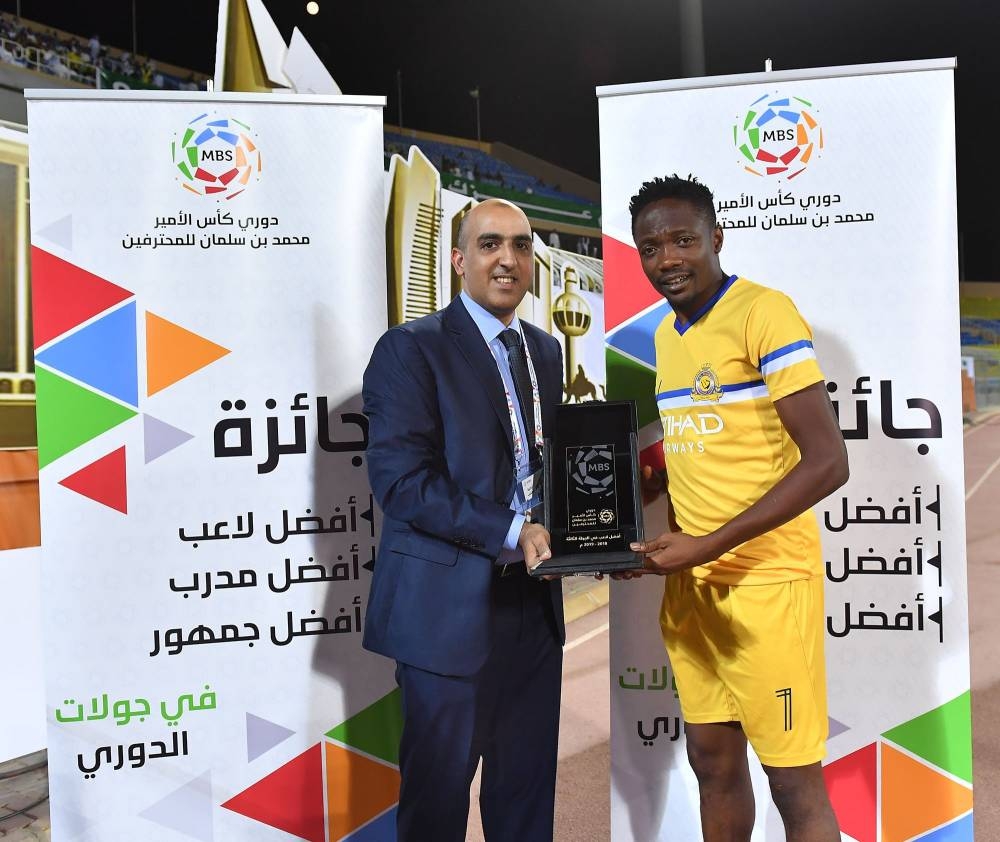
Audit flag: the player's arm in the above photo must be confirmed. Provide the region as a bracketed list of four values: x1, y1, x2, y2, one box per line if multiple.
[646, 467, 680, 532]
[664, 478, 679, 533]
[633, 381, 848, 573]
[610, 464, 679, 579]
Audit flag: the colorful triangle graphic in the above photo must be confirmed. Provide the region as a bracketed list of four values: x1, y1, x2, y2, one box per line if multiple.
[222, 743, 325, 842]
[606, 347, 658, 428]
[828, 715, 850, 740]
[881, 742, 973, 842]
[913, 812, 974, 842]
[36, 214, 73, 251]
[823, 743, 876, 842]
[606, 301, 668, 370]
[325, 689, 403, 766]
[143, 414, 195, 463]
[31, 247, 133, 349]
[138, 770, 214, 841]
[146, 312, 230, 396]
[58, 447, 127, 513]
[342, 805, 396, 842]
[246, 712, 295, 763]
[882, 691, 972, 784]
[324, 743, 400, 842]
[602, 234, 662, 332]
[35, 367, 137, 468]
[36, 301, 138, 407]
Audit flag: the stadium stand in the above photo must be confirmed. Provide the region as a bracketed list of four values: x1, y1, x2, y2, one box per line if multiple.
[385, 128, 593, 205]
[0, 13, 600, 254]
[960, 317, 1000, 346]
[0, 12, 206, 91]
[384, 127, 602, 255]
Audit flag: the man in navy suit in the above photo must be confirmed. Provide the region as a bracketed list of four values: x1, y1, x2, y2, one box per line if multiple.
[362, 199, 566, 841]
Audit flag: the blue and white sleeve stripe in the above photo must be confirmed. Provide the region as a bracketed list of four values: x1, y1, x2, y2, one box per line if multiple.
[759, 340, 815, 377]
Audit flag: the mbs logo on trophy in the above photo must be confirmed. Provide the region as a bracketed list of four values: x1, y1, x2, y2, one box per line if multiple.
[172, 113, 262, 199]
[733, 93, 823, 180]
[567, 445, 619, 531]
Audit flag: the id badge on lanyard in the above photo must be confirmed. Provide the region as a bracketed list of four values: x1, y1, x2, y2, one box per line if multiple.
[519, 468, 543, 517]
[504, 335, 544, 516]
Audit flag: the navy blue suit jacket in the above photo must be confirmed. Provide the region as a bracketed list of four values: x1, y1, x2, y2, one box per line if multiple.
[362, 296, 565, 676]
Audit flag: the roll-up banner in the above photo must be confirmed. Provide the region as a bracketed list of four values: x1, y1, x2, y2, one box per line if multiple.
[600, 59, 972, 841]
[26, 89, 402, 841]
[0, 122, 46, 765]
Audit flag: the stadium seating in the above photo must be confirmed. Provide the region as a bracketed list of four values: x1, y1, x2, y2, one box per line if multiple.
[384, 130, 594, 206]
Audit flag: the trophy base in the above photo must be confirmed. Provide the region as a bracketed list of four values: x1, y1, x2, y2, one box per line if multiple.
[528, 550, 644, 577]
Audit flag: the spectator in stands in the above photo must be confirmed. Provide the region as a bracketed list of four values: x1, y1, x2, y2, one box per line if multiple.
[67, 39, 87, 74]
[0, 14, 204, 89]
[548, 230, 562, 249]
[44, 48, 72, 79]
[577, 235, 591, 256]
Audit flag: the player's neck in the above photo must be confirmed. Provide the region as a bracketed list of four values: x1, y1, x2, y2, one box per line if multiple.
[674, 273, 729, 325]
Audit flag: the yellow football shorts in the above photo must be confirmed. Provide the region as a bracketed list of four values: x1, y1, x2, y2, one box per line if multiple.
[660, 572, 828, 767]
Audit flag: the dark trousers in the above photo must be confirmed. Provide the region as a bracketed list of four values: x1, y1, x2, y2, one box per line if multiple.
[395, 569, 563, 842]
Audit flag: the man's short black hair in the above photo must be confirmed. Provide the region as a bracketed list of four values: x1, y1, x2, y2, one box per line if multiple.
[628, 174, 717, 232]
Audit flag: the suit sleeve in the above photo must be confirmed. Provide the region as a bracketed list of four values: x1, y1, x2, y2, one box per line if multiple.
[362, 325, 515, 559]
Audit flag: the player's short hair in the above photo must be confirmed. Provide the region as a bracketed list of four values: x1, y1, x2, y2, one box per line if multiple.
[629, 174, 716, 232]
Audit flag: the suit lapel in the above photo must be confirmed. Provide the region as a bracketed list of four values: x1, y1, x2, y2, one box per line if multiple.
[444, 298, 514, 454]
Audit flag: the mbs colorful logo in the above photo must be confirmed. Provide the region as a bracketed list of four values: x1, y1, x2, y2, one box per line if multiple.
[172, 113, 261, 199]
[734, 94, 823, 180]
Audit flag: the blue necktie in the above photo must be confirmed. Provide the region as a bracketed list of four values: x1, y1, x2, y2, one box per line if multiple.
[500, 328, 537, 456]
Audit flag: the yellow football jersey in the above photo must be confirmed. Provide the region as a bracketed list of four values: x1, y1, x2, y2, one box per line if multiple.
[654, 276, 825, 584]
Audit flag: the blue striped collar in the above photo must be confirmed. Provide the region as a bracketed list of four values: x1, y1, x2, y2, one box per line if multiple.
[674, 274, 738, 336]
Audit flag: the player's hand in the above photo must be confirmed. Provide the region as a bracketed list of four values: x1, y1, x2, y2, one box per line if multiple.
[519, 522, 554, 574]
[593, 570, 645, 580]
[607, 568, 646, 581]
[630, 531, 716, 575]
[641, 465, 666, 505]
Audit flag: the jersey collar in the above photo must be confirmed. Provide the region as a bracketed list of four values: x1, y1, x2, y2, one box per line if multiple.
[674, 274, 738, 336]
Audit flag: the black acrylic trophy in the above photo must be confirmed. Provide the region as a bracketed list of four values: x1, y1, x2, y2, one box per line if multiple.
[530, 400, 644, 576]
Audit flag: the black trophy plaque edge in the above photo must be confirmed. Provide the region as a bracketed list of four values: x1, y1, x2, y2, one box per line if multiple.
[531, 400, 645, 576]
